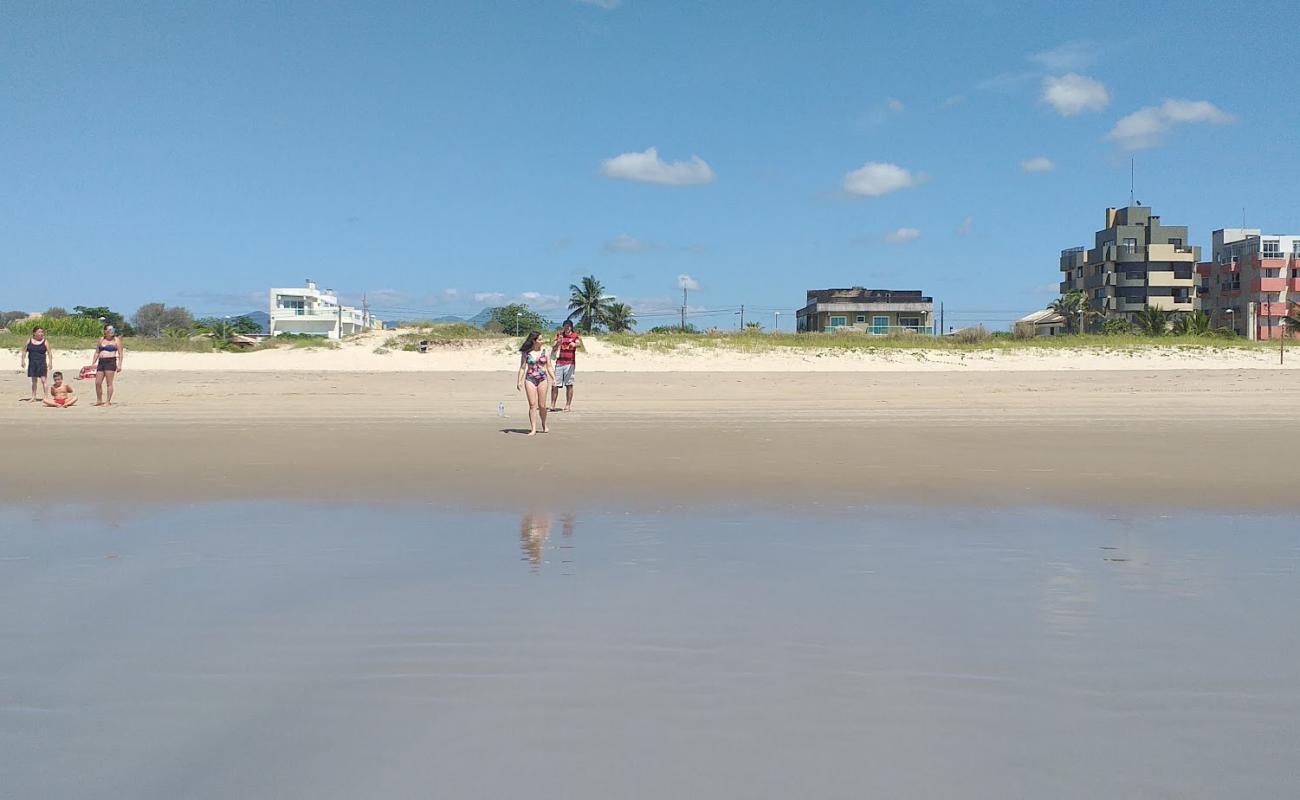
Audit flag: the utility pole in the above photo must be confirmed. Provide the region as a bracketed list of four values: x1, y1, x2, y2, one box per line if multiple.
[680, 287, 688, 332]
[939, 302, 945, 337]
[736, 304, 745, 329]
[362, 293, 369, 330]
[774, 311, 781, 332]
[337, 303, 342, 340]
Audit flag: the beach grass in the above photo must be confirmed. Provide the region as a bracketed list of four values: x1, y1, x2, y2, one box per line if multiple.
[599, 330, 1273, 354]
[384, 323, 506, 352]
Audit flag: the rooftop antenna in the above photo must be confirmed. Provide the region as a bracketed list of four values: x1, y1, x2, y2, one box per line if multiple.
[1129, 157, 1135, 206]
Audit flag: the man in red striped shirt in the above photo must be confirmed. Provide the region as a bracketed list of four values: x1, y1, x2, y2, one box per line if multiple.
[550, 320, 581, 412]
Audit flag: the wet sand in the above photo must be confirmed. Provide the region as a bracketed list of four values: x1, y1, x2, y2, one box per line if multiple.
[2, 369, 1298, 511]
[2, 503, 1297, 799]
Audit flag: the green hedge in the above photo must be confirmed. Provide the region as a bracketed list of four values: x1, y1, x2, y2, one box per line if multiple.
[7, 316, 105, 337]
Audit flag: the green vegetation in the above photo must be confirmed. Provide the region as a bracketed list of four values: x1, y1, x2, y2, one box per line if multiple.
[487, 304, 550, 336]
[7, 315, 105, 337]
[132, 303, 195, 337]
[384, 322, 503, 351]
[567, 275, 611, 333]
[603, 302, 636, 333]
[600, 329, 1273, 354]
[1049, 291, 1090, 334]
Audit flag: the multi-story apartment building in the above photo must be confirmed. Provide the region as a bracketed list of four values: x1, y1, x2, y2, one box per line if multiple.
[1196, 229, 1300, 339]
[269, 280, 382, 339]
[1059, 205, 1199, 323]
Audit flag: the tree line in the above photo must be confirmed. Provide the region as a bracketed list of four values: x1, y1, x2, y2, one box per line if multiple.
[2, 303, 261, 341]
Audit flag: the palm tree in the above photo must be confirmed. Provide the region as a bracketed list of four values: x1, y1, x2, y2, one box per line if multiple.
[567, 275, 612, 333]
[1131, 305, 1172, 336]
[601, 302, 636, 333]
[1170, 310, 1212, 336]
[1283, 304, 1300, 338]
[1049, 290, 1088, 334]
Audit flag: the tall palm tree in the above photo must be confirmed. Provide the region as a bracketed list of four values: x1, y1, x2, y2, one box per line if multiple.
[1049, 290, 1088, 334]
[602, 302, 636, 333]
[567, 275, 611, 333]
[1131, 305, 1172, 336]
[1171, 310, 1212, 336]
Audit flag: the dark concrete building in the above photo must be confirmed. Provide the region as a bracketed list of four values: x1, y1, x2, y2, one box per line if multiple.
[1059, 206, 1200, 322]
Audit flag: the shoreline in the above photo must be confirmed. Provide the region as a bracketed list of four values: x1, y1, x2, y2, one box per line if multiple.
[3, 369, 1297, 513]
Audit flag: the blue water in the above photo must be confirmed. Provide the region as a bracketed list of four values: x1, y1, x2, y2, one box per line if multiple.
[1, 503, 1297, 799]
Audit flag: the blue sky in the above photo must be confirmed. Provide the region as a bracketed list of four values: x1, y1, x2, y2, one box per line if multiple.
[4, 0, 1299, 330]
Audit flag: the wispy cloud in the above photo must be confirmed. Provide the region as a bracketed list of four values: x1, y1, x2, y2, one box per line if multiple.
[886, 97, 905, 113]
[976, 71, 1037, 93]
[604, 233, 655, 253]
[1021, 156, 1056, 173]
[600, 147, 716, 186]
[884, 227, 921, 244]
[677, 274, 701, 291]
[941, 94, 966, 109]
[956, 216, 974, 236]
[842, 162, 924, 197]
[1030, 40, 1098, 71]
[1106, 99, 1234, 150]
[860, 97, 907, 127]
[472, 291, 565, 311]
[1041, 73, 1109, 116]
[575, 0, 621, 8]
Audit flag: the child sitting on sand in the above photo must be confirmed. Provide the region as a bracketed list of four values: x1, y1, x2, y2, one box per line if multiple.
[42, 373, 77, 408]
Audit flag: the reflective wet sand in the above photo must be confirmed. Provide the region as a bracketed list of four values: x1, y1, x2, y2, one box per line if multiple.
[2, 503, 1296, 798]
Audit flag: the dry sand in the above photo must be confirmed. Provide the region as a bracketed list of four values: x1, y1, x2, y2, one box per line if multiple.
[3, 364, 1297, 512]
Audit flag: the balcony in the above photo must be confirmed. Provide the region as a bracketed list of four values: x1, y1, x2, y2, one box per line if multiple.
[1148, 243, 1196, 262]
[1252, 277, 1287, 293]
[1148, 271, 1194, 288]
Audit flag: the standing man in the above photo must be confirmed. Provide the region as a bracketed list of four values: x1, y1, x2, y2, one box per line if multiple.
[551, 320, 581, 412]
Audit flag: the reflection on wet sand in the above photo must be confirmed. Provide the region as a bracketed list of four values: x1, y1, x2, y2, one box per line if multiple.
[518, 512, 578, 572]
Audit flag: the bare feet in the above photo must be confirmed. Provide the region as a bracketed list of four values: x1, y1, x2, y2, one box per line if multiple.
[526, 430, 537, 436]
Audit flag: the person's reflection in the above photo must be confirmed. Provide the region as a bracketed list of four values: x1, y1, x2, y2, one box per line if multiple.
[519, 512, 577, 572]
[520, 513, 553, 570]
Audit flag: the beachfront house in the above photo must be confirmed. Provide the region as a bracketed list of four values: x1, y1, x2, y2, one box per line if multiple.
[1015, 308, 1067, 337]
[268, 280, 383, 339]
[795, 288, 934, 334]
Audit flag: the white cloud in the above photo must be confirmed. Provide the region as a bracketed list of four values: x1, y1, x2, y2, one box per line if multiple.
[600, 147, 716, 186]
[884, 227, 921, 244]
[842, 162, 923, 197]
[604, 233, 653, 253]
[677, 274, 700, 291]
[941, 95, 966, 109]
[1021, 156, 1056, 173]
[886, 97, 905, 113]
[1030, 40, 1098, 71]
[472, 291, 564, 311]
[1041, 73, 1109, 116]
[442, 288, 460, 300]
[1107, 99, 1233, 150]
[575, 0, 621, 8]
[956, 216, 974, 235]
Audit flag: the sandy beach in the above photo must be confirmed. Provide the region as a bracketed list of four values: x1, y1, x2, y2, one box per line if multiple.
[3, 359, 1297, 511]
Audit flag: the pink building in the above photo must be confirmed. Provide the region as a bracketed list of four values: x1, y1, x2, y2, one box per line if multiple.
[1196, 229, 1299, 340]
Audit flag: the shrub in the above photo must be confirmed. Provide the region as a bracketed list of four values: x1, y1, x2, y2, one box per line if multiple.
[7, 316, 104, 337]
[1101, 318, 1135, 336]
[952, 325, 989, 344]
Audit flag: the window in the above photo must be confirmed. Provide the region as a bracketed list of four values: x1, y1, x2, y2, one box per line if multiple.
[871, 316, 889, 335]
[1263, 240, 1281, 257]
[855, 315, 866, 323]
[829, 316, 847, 328]
[1122, 237, 1138, 253]
[1264, 268, 1281, 278]
[899, 316, 921, 332]
[1167, 238, 1182, 248]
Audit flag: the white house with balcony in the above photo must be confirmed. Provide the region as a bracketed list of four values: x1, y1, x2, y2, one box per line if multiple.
[269, 280, 382, 339]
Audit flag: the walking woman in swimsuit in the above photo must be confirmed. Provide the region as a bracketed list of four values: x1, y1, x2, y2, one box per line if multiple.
[515, 331, 554, 436]
[20, 326, 52, 402]
[91, 324, 124, 406]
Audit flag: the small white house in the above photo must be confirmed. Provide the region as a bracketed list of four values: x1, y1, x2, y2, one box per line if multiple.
[269, 280, 382, 339]
[1015, 308, 1068, 337]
